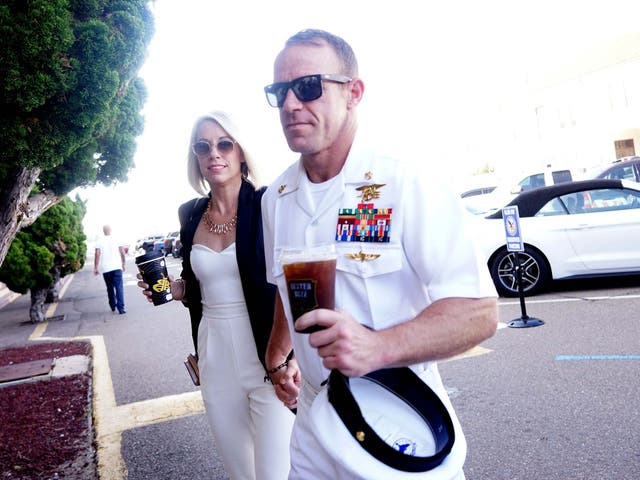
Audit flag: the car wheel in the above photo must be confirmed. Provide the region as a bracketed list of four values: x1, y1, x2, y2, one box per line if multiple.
[489, 247, 550, 297]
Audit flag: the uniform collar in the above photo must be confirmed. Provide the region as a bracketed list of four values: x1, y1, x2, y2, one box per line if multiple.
[275, 133, 377, 197]
[341, 135, 383, 186]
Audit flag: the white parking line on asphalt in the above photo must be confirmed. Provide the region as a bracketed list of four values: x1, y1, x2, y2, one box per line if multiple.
[499, 293, 640, 306]
[86, 335, 204, 480]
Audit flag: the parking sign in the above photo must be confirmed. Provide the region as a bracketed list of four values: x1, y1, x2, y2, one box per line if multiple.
[502, 206, 524, 252]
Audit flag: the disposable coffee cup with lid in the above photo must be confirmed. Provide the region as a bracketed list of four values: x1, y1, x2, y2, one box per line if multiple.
[135, 250, 173, 306]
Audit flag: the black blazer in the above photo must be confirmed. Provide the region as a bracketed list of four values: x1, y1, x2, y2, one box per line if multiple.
[178, 179, 276, 371]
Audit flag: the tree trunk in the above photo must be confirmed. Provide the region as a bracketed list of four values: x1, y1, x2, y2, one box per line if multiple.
[29, 287, 48, 323]
[46, 265, 62, 304]
[0, 166, 61, 268]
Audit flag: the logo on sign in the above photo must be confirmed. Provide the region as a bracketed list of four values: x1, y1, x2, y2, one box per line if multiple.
[502, 206, 524, 252]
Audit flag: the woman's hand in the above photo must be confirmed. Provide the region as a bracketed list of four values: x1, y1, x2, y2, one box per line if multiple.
[137, 273, 181, 303]
[136, 272, 153, 302]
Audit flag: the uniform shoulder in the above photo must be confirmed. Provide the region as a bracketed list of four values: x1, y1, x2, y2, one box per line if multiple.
[264, 161, 301, 197]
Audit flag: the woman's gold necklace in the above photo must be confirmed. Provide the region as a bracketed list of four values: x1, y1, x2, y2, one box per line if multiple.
[203, 199, 237, 235]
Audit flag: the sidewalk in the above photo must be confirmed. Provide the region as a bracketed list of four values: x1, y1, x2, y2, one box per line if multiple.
[0, 282, 20, 312]
[0, 276, 74, 350]
[0, 283, 42, 350]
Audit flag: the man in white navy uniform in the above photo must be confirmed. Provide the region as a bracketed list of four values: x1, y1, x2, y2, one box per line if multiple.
[261, 29, 499, 479]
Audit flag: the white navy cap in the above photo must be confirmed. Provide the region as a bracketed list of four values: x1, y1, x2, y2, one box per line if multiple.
[309, 368, 467, 479]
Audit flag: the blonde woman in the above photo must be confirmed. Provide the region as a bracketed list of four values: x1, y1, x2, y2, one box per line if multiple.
[141, 111, 294, 479]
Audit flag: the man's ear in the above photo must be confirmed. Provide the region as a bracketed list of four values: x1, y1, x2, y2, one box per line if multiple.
[348, 78, 365, 108]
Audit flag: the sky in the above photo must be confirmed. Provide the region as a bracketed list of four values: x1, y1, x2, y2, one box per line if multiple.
[75, 0, 640, 247]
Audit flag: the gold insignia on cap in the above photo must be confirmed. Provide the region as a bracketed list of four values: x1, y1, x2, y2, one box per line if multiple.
[356, 183, 385, 202]
[364, 171, 373, 180]
[278, 184, 286, 194]
[345, 249, 381, 262]
[356, 431, 365, 442]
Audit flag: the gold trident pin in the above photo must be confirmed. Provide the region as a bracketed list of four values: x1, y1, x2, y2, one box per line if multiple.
[345, 249, 381, 262]
[356, 183, 385, 202]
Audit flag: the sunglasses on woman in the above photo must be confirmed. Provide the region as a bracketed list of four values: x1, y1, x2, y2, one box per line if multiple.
[264, 74, 352, 108]
[192, 139, 236, 156]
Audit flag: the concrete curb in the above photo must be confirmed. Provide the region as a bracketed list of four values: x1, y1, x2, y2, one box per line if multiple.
[52, 354, 92, 378]
[0, 283, 20, 310]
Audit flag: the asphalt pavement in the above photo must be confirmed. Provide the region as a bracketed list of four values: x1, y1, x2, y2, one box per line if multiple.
[1, 254, 639, 480]
[440, 278, 640, 480]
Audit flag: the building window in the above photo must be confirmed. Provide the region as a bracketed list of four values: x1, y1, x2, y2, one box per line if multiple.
[614, 139, 635, 159]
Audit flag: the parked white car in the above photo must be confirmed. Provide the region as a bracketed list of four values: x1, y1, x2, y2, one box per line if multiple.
[473, 179, 640, 296]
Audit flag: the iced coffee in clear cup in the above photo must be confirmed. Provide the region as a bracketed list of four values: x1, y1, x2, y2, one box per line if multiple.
[280, 244, 337, 333]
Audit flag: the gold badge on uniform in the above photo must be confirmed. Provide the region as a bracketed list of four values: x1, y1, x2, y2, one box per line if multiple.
[356, 183, 385, 202]
[345, 249, 381, 262]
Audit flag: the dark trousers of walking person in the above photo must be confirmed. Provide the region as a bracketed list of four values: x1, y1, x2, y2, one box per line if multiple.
[103, 269, 125, 314]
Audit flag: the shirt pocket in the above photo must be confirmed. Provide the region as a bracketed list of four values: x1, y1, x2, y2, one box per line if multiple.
[335, 243, 403, 278]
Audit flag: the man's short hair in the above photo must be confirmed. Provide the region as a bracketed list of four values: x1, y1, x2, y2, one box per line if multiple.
[285, 29, 358, 77]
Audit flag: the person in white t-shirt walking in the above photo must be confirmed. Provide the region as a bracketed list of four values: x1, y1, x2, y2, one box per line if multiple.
[94, 224, 126, 314]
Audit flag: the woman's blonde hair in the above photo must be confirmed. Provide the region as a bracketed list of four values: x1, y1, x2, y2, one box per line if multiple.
[187, 111, 261, 196]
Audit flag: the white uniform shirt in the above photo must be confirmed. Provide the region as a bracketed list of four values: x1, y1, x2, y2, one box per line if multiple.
[263, 136, 496, 390]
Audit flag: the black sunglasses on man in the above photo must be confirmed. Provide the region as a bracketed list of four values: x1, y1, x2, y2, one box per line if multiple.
[264, 74, 352, 108]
